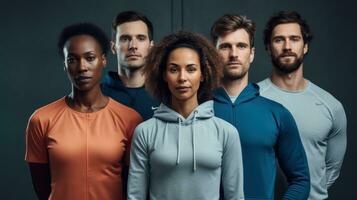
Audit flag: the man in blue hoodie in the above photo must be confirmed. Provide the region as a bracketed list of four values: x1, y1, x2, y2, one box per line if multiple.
[101, 11, 159, 120]
[211, 14, 310, 200]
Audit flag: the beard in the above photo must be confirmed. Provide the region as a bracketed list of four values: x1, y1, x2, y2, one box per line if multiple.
[223, 67, 248, 81]
[271, 51, 304, 74]
[222, 58, 249, 81]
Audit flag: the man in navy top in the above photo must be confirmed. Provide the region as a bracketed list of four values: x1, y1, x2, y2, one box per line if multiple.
[101, 11, 159, 120]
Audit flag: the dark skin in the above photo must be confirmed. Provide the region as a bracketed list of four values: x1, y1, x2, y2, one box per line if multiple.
[28, 35, 119, 199]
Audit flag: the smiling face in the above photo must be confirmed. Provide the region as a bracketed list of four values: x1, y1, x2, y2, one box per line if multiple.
[111, 20, 153, 71]
[164, 47, 203, 107]
[216, 28, 254, 81]
[269, 23, 308, 74]
[63, 35, 106, 92]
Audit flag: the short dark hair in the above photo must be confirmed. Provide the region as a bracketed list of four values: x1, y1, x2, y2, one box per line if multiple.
[211, 14, 256, 47]
[112, 11, 153, 41]
[144, 31, 222, 105]
[57, 22, 110, 58]
[263, 11, 313, 50]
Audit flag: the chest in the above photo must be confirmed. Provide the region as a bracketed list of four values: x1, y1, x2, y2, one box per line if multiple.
[46, 113, 128, 165]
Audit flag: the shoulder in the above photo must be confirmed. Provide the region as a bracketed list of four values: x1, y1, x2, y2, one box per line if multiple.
[257, 78, 272, 93]
[308, 81, 344, 113]
[27, 97, 67, 133]
[211, 116, 238, 135]
[29, 97, 67, 122]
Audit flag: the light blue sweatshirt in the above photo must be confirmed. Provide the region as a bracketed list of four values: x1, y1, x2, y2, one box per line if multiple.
[127, 101, 244, 200]
[259, 78, 347, 200]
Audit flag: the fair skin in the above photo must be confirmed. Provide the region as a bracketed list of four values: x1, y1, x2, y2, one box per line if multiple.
[164, 47, 203, 118]
[111, 20, 153, 87]
[269, 23, 309, 91]
[216, 29, 255, 96]
[29, 34, 108, 200]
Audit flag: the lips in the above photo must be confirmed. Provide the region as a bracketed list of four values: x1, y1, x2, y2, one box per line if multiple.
[176, 86, 190, 93]
[126, 54, 141, 58]
[75, 75, 92, 83]
[227, 62, 242, 65]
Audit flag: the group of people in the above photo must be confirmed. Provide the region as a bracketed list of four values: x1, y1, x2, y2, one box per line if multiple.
[25, 10, 347, 200]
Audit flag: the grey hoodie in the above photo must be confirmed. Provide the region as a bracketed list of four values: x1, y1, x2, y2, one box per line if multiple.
[128, 101, 244, 200]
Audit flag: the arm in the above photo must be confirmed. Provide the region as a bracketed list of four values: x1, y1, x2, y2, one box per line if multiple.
[325, 103, 347, 188]
[276, 109, 310, 200]
[28, 163, 51, 200]
[127, 125, 150, 200]
[25, 112, 51, 199]
[221, 126, 244, 200]
[123, 113, 143, 198]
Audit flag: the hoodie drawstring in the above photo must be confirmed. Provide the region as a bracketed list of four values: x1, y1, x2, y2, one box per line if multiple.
[176, 118, 182, 165]
[192, 111, 197, 171]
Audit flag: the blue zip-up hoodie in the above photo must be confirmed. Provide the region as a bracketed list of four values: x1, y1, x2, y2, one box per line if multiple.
[213, 83, 310, 200]
[101, 71, 160, 120]
[128, 101, 244, 200]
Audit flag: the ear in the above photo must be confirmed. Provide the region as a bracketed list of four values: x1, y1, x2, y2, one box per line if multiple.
[63, 61, 67, 72]
[110, 41, 117, 55]
[101, 54, 107, 68]
[149, 40, 154, 48]
[250, 47, 255, 63]
[303, 43, 308, 55]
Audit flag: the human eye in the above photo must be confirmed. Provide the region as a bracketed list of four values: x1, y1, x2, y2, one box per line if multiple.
[86, 55, 96, 62]
[137, 35, 147, 41]
[238, 43, 248, 49]
[187, 65, 197, 73]
[119, 36, 130, 43]
[66, 56, 76, 64]
[291, 36, 301, 42]
[219, 43, 230, 50]
[167, 65, 178, 73]
[273, 37, 284, 43]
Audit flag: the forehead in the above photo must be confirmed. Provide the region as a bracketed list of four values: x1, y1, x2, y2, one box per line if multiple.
[216, 29, 250, 45]
[116, 20, 149, 36]
[64, 35, 100, 54]
[272, 23, 302, 37]
[168, 47, 200, 62]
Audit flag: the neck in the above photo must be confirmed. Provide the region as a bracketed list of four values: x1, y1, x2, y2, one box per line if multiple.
[68, 85, 108, 112]
[118, 66, 145, 88]
[270, 64, 307, 91]
[222, 74, 248, 96]
[171, 97, 199, 119]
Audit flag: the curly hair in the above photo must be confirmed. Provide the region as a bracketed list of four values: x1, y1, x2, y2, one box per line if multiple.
[144, 31, 222, 105]
[57, 22, 110, 58]
[263, 11, 313, 50]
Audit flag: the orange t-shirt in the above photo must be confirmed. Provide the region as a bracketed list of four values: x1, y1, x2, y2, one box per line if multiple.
[25, 97, 142, 200]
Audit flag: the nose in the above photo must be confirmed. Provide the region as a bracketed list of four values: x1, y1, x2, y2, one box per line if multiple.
[283, 40, 291, 50]
[229, 46, 238, 59]
[78, 59, 89, 72]
[178, 70, 187, 82]
[129, 38, 138, 50]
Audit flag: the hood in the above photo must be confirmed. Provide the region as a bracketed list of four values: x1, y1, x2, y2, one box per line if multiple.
[153, 100, 214, 124]
[153, 100, 214, 171]
[213, 83, 260, 105]
[102, 71, 126, 90]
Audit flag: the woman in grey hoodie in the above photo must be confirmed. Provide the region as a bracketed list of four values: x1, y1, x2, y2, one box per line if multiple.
[127, 31, 244, 200]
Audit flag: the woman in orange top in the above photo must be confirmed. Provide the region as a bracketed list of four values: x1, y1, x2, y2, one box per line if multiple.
[25, 23, 142, 200]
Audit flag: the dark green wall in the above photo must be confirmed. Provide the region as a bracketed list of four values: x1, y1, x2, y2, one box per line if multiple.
[1, 0, 355, 199]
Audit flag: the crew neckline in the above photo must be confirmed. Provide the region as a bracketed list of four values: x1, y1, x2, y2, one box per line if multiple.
[267, 78, 310, 94]
[63, 96, 111, 118]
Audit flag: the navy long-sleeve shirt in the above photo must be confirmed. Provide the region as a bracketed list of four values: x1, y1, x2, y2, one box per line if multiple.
[101, 71, 160, 121]
[213, 83, 310, 200]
